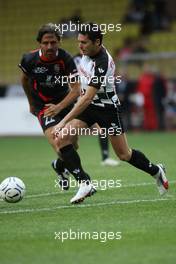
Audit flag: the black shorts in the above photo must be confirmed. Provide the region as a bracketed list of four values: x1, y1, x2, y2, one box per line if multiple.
[37, 105, 73, 132]
[77, 104, 124, 135]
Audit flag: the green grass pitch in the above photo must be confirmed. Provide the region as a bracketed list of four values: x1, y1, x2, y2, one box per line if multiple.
[0, 132, 176, 264]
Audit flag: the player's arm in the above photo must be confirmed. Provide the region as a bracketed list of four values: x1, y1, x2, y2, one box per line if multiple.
[58, 81, 81, 109]
[21, 72, 35, 115]
[44, 51, 80, 118]
[58, 57, 108, 124]
[44, 81, 80, 117]
[54, 86, 97, 130]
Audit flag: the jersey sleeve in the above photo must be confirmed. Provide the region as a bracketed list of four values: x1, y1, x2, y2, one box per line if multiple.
[88, 58, 108, 89]
[18, 54, 32, 75]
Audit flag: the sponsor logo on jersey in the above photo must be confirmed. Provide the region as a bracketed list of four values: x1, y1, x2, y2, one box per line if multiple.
[98, 67, 104, 73]
[33, 67, 48, 73]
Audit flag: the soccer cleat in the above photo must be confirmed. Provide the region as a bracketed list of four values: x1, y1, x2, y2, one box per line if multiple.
[101, 158, 120, 166]
[155, 164, 169, 195]
[70, 181, 96, 204]
[51, 160, 70, 191]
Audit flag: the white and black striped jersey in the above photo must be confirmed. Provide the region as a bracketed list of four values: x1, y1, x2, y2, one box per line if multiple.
[79, 46, 121, 108]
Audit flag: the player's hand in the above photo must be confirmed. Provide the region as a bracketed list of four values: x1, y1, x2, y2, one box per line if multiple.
[44, 103, 61, 117]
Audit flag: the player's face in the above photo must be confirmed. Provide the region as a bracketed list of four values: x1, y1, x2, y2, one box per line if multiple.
[78, 33, 100, 56]
[40, 33, 60, 60]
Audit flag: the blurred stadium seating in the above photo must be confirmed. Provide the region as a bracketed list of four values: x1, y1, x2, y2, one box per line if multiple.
[0, 0, 176, 84]
[0, 0, 128, 84]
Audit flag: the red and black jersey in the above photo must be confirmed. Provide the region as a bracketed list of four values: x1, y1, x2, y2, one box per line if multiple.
[19, 48, 79, 111]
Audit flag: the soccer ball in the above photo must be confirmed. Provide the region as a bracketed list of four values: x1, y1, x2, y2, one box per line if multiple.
[0, 177, 26, 203]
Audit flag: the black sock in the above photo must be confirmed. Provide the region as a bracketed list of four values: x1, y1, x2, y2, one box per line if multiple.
[128, 149, 159, 176]
[60, 144, 91, 183]
[98, 135, 109, 161]
[54, 158, 66, 173]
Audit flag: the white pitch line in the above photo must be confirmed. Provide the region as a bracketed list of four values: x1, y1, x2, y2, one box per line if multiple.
[25, 180, 176, 199]
[0, 181, 175, 201]
[0, 197, 175, 215]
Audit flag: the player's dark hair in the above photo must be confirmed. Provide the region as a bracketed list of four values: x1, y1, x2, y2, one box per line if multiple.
[78, 22, 103, 45]
[36, 23, 61, 42]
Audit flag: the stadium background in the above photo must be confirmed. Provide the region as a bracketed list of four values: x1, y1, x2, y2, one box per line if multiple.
[0, 2, 176, 264]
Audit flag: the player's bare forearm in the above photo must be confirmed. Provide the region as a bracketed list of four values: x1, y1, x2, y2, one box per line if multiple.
[58, 82, 80, 111]
[54, 95, 92, 136]
[61, 86, 97, 125]
[53, 87, 97, 136]
[44, 82, 80, 117]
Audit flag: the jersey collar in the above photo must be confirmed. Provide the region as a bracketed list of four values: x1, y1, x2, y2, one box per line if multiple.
[39, 49, 59, 62]
[89, 46, 104, 59]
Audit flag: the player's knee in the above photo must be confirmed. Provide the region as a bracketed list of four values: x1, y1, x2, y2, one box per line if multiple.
[55, 134, 64, 146]
[55, 132, 71, 148]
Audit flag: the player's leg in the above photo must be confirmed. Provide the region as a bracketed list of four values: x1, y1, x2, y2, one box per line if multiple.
[99, 134, 120, 166]
[109, 133, 169, 195]
[95, 104, 168, 195]
[44, 126, 71, 190]
[55, 119, 96, 203]
[56, 119, 91, 183]
[38, 109, 78, 191]
[92, 123, 119, 166]
[98, 134, 109, 161]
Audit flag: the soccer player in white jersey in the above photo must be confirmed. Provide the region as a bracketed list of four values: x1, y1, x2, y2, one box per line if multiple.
[73, 52, 119, 166]
[52, 23, 169, 204]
